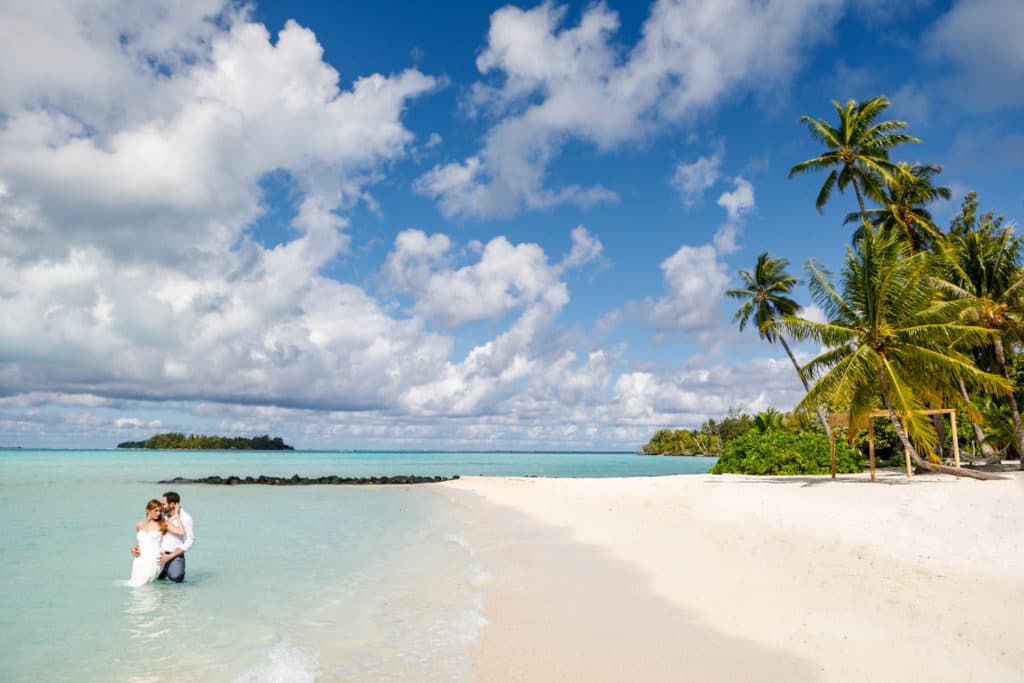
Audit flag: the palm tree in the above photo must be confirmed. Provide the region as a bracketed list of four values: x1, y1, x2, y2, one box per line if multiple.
[727, 252, 830, 436]
[780, 229, 1008, 480]
[844, 162, 951, 252]
[843, 162, 953, 451]
[753, 408, 789, 434]
[975, 393, 1015, 456]
[935, 194, 1024, 470]
[789, 96, 920, 221]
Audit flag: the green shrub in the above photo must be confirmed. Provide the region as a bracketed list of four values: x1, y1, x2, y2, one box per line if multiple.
[710, 431, 864, 475]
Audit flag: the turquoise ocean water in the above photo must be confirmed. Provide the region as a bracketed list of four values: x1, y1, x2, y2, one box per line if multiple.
[0, 449, 714, 682]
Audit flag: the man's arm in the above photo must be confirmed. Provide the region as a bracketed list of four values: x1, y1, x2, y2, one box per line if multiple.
[180, 511, 195, 552]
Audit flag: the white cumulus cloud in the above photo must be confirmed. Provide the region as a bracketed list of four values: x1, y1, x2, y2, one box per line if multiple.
[612, 176, 756, 333]
[0, 6, 444, 411]
[672, 151, 722, 206]
[711, 176, 755, 255]
[716, 177, 755, 222]
[0, 1, 827, 450]
[416, 0, 843, 219]
[559, 226, 604, 270]
[384, 226, 602, 329]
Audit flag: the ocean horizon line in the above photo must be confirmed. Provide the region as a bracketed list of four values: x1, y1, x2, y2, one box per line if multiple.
[6, 447, 658, 455]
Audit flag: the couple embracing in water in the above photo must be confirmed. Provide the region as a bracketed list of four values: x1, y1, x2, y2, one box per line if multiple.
[127, 491, 195, 587]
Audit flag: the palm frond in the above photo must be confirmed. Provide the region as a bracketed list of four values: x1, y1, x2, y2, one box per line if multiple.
[792, 95, 920, 222]
[789, 155, 839, 178]
[815, 170, 839, 213]
[870, 133, 922, 150]
[879, 355, 935, 454]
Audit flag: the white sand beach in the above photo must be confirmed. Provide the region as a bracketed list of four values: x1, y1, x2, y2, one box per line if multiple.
[443, 471, 1024, 682]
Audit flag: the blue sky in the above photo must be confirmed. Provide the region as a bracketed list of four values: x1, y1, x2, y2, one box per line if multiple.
[0, 0, 1021, 449]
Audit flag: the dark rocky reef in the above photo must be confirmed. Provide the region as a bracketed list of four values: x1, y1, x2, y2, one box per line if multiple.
[159, 474, 459, 486]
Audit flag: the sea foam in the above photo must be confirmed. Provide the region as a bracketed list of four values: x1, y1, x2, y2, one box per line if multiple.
[232, 644, 318, 683]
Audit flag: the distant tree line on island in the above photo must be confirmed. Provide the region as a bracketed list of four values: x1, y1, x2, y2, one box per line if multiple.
[117, 433, 294, 450]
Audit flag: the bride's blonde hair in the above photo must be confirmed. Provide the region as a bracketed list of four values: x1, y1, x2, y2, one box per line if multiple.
[146, 499, 168, 534]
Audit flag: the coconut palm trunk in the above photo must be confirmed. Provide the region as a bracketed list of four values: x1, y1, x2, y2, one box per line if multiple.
[957, 378, 998, 460]
[777, 334, 831, 436]
[879, 364, 1003, 481]
[992, 337, 1024, 469]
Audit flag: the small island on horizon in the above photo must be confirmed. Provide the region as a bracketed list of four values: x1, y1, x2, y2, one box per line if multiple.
[117, 433, 294, 450]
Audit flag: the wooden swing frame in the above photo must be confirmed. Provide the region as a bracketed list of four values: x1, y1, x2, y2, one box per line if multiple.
[827, 409, 960, 480]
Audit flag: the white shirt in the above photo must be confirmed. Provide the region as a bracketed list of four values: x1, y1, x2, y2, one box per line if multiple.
[161, 509, 195, 553]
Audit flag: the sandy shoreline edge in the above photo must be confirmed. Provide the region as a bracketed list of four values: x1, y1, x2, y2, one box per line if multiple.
[440, 472, 1023, 682]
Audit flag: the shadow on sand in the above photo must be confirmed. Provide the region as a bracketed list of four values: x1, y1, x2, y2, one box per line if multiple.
[705, 468, 1021, 487]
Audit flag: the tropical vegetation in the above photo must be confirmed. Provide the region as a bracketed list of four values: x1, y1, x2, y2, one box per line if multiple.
[710, 432, 862, 476]
[642, 408, 805, 455]
[843, 162, 950, 251]
[649, 95, 1024, 479]
[935, 195, 1024, 461]
[780, 229, 1007, 480]
[752, 408, 789, 434]
[117, 433, 294, 450]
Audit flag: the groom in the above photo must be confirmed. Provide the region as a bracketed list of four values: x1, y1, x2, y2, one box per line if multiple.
[132, 491, 195, 582]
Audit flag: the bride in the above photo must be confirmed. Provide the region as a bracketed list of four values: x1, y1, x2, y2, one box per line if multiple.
[127, 500, 185, 587]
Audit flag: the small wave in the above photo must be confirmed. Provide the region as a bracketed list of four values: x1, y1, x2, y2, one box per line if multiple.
[444, 533, 490, 634]
[444, 532, 471, 549]
[469, 562, 490, 587]
[232, 644, 318, 683]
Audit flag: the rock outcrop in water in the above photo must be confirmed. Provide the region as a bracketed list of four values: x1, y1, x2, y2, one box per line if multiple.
[158, 474, 458, 486]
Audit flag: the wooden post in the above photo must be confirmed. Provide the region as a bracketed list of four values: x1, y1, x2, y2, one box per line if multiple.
[868, 420, 876, 481]
[950, 410, 960, 480]
[829, 429, 837, 479]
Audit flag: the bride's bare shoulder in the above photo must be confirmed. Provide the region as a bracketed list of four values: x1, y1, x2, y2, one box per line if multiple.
[136, 520, 145, 531]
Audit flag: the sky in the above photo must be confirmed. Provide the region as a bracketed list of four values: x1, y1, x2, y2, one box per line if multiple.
[1, 0, 1022, 450]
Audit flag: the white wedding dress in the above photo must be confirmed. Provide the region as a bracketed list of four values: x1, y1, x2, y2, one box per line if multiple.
[127, 529, 163, 587]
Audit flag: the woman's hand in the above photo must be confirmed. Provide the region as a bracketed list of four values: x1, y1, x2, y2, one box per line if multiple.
[165, 516, 185, 536]
[130, 544, 140, 558]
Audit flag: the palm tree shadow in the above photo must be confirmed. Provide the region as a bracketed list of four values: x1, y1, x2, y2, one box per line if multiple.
[707, 472, 950, 487]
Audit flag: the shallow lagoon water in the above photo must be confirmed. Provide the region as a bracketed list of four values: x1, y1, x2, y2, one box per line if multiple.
[0, 450, 714, 681]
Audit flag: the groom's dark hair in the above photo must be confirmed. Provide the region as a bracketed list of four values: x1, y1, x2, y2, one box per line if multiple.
[163, 491, 181, 504]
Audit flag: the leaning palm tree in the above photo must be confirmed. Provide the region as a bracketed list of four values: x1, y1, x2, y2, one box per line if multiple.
[789, 96, 920, 221]
[844, 163, 951, 252]
[780, 229, 1008, 480]
[935, 199, 1024, 470]
[727, 252, 830, 435]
